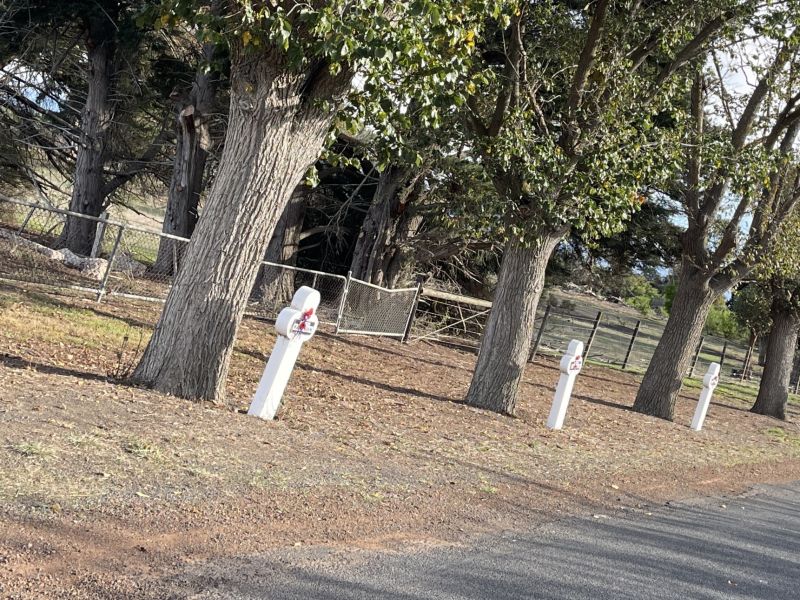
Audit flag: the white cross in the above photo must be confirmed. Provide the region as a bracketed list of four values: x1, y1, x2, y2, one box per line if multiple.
[691, 362, 720, 431]
[248, 286, 320, 421]
[547, 339, 584, 430]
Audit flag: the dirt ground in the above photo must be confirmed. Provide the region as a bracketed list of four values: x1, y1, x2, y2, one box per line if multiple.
[1, 281, 800, 599]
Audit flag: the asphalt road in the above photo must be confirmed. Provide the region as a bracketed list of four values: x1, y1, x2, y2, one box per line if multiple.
[180, 482, 800, 599]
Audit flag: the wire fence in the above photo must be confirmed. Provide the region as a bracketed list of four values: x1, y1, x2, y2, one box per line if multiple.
[0, 197, 417, 338]
[2, 195, 796, 394]
[335, 277, 420, 338]
[409, 288, 794, 394]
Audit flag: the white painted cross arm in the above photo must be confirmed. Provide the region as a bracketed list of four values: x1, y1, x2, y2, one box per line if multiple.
[691, 362, 720, 431]
[547, 339, 584, 430]
[248, 286, 320, 421]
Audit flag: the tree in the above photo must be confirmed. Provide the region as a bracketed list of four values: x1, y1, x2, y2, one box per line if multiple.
[350, 163, 428, 287]
[154, 38, 224, 273]
[749, 210, 800, 419]
[751, 284, 800, 419]
[57, 1, 172, 253]
[454, 0, 751, 415]
[132, 0, 513, 401]
[548, 198, 683, 296]
[253, 185, 308, 309]
[633, 16, 800, 420]
[730, 283, 773, 378]
[1, 1, 174, 251]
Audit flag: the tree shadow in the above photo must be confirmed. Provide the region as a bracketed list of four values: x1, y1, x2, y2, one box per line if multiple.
[161, 482, 800, 600]
[0, 352, 109, 384]
[571, 393, 632, 412]
[84, 305, 155, 331]
[294, 361, 461, 406]
[0, 282, 155, 331]
[315, 332, 478, 373]
[580, 370, 640, 391]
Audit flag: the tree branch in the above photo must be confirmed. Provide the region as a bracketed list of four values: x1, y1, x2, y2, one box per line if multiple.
[101, 119, 171, 198]
[732, 40, 796, 151]
[654, 11, 736, 87]
[564, 0, 610, 126]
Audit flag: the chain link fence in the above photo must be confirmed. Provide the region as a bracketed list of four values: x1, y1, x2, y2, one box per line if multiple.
[335, 277, 420, 338]
[0, 196, 418, 337]
[2, 195, 791, 391]
[248, 262, 348, 324]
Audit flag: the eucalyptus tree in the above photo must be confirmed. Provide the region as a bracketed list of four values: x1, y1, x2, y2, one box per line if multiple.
[633, 12, 800, 421]
[454, 0, 756, 415]
[132, 0, 514, 401]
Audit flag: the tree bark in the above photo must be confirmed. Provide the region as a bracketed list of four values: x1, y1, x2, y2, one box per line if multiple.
[59, 19, 116, 255]
[350, 165, 425, 287]
[253, 186, 307, 310]
[464, 231, 563, 415]
[154, 43, 217, 274]
[632, 264, 718, 420]
[751, 298, 800, 420]
[132, 48, 350, 402]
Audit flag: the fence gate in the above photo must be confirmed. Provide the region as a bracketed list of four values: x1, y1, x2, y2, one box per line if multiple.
[335, 275, 420, 338]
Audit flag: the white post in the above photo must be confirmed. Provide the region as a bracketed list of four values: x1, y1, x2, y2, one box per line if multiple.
[691, 362, 720, 431]
[248, 286, 321, 421]
[547, 339, 584, 430]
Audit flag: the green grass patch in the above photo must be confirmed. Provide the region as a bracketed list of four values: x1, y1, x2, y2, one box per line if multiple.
[765, 427, 800, 449]
[123, 438, 163, 461]
[13, 441, 56, 458]
[0, 289, 151, 350]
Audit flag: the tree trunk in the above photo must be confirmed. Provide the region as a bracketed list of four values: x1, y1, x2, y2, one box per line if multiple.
[632, 265, 718, 420]
[132, 48, 350, 402]
[252, 186, 307, 310]
[154, 43, 217, 274]
[464, 231, 563, 415]
[751, 298, 800, 420]
[380, 203, 424, 288]
[59, 22, 116, 255]
[350, 165, 425, 287]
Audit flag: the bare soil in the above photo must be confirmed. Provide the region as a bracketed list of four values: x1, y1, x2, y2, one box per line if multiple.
[1, 281, 799, 599]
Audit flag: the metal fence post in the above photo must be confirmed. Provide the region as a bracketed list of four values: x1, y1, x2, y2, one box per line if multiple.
[402, 281, 424, 342]
[719, 340, 728, 373]
[529, 304, 551, 363]
[690, 336, 705, 377]
[171, 241, 179, 275]
[17, 206, 36, 235]
[90, 211, 108, 258]
[96, 225, 124, 302]
[334, 271, 351, 333]
[584, 310, 602, 361]
[621, 320, 641, 370]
